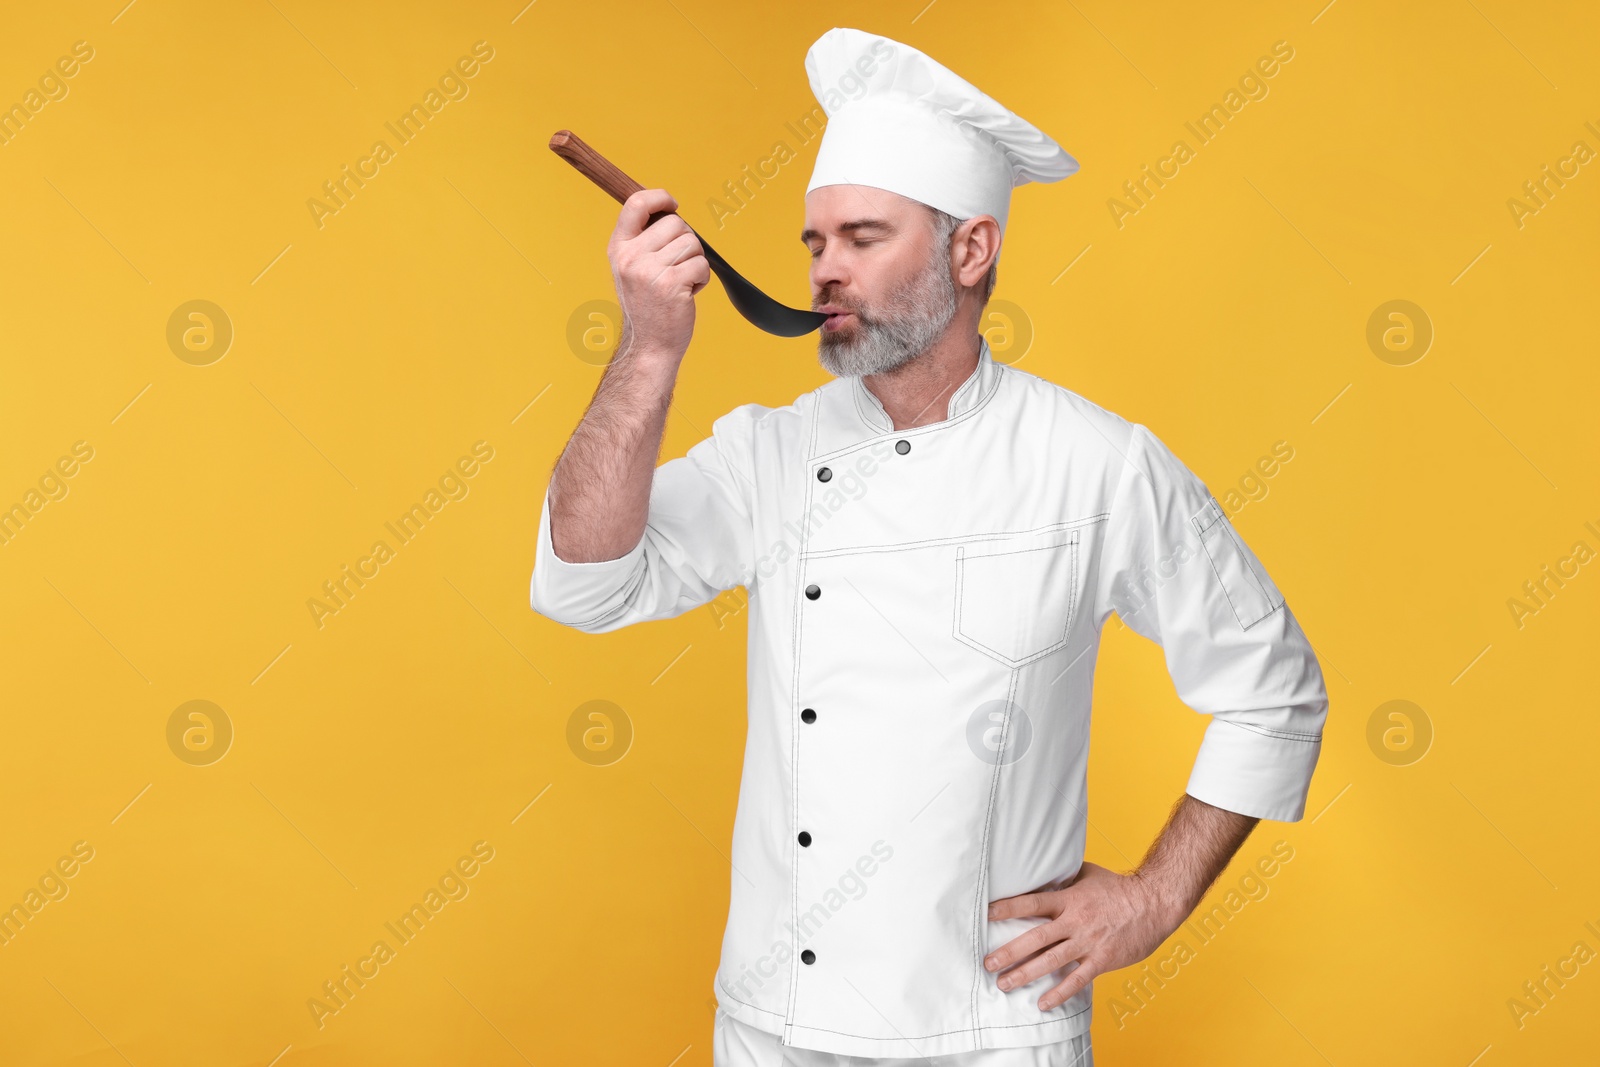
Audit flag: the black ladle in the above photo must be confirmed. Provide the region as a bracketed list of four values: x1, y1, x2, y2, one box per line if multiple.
[550, 130, 827, 338]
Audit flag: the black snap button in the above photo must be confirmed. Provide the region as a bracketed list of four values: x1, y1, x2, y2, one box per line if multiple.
[801, 949, 816, 965]
[804, 584, 820, 600]
[895, 439, 910, 454]
[800, 708, 816, 724]
[817, 466, 832, 482]
[798, 831, 812, 847]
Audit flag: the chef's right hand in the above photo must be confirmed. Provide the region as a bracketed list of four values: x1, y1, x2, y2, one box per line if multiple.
[608, 189, 710, 361]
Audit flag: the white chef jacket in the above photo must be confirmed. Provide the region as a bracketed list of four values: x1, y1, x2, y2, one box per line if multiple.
[529, 338, 1327, 1058]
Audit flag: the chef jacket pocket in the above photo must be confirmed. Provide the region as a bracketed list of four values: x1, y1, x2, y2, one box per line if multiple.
[1191, 495, 1284, 630]
[955, 527, 1080, 668]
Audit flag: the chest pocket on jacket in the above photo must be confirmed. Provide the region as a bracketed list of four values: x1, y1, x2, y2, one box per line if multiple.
[954, 527, 1080, 668]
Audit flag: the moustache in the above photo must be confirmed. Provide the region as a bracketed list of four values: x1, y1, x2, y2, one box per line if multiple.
[814, 291, 873, 320]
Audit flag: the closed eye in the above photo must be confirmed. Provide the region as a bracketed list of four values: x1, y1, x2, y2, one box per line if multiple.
[808, 239, 880, 258]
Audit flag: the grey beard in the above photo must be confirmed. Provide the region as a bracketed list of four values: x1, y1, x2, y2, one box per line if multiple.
[817, 253, 958, 378]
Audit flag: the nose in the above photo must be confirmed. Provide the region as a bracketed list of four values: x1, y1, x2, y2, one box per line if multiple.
[810, 242, 849, 300]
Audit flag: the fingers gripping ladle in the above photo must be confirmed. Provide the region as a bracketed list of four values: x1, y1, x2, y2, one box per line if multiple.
[549, 130, 827, 338]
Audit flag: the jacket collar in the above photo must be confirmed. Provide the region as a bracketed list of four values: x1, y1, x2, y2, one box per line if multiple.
[850, 337, 1000, 433]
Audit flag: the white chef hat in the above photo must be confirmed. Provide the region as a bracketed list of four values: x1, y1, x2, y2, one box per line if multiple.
[803, 27, 1078, 236]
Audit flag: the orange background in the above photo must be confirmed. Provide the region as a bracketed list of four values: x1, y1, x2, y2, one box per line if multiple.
[1, 1, 1596, 1064]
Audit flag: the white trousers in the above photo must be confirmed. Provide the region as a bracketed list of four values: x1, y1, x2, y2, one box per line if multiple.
[713, 1007, 1093, 1067]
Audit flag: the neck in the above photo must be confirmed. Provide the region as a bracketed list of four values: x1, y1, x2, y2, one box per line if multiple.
[861, 312, 983, 431]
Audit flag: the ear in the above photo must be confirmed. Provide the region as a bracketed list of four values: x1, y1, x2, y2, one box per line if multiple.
[951, 215, 1001, 290]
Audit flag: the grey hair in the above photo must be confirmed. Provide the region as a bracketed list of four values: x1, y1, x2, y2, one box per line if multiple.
[926, 206, 998, 305]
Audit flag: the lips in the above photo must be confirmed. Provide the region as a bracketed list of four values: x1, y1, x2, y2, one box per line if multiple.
[815, 305, 856, 332]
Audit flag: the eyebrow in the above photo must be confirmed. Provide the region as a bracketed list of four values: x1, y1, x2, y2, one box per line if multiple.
[799, 218, 896, 244]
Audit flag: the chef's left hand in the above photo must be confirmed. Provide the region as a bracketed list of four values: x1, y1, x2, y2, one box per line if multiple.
[983, 861, 1180, 1011]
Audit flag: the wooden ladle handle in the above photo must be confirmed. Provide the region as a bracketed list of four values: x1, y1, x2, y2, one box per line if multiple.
[549, 129, 659, 213]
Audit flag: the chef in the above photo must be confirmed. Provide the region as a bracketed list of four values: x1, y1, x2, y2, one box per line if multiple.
[530, 25, 1327, 1067]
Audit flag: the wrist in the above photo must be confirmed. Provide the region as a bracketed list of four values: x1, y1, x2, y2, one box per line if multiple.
[607, 342, 686, 393]
[1131, 868, 1190, 929]
[632, 340, 685, 361]
[617, 332, 687, 368]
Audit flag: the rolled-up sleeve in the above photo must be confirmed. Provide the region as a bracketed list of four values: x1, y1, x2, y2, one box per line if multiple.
[529, 403, 761, 634]
[1096, 422, 1327, 822]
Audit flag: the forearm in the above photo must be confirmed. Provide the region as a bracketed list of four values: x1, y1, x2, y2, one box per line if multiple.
[1131, 792, 1259, 925]
[548, 331, 683, 563]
